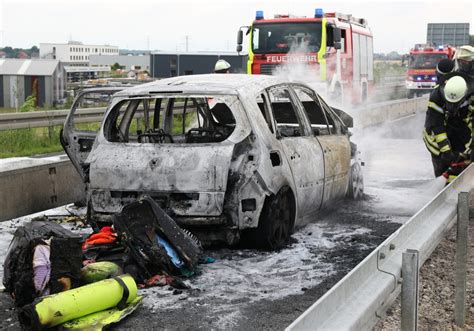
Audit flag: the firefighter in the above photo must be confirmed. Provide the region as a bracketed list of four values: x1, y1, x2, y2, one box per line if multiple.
[423, 75, 471, 180]
[214, 59, 231, 73]
[453, 45, 474, 163]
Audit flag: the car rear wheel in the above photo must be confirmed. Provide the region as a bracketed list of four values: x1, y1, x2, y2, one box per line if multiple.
[347, 162, 364, 199]
[243, 187, 295, 250]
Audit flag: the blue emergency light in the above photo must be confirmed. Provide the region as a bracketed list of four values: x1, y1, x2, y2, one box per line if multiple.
[256, 10, 264, 20]
[315, 8, 323, 18]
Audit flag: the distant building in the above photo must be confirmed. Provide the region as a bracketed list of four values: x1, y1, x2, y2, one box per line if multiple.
[0, 59, 66, 108]
[64, 65, 111, 83]
[40, 41, 119, 66]
[150, 51, 247, 78]
[427, 23, 470, 46]
[89, 54, 150, 72]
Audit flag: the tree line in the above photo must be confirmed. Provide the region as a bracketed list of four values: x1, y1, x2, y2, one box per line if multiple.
[0, 46, 39, 58]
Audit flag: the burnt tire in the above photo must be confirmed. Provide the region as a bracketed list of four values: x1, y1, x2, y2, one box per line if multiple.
[347, 162, 364, 199]
[246, 187, 295, 250]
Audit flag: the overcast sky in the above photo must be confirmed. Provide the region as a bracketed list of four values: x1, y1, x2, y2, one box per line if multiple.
[0, 0, 472, 53]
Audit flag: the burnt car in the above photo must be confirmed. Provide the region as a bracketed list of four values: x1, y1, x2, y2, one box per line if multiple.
[61, 74, 363, 249]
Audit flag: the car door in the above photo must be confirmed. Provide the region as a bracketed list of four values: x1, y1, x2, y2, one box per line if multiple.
[292, 85, 351, 205]
[266, 85, 325, 216]
[61, 87, 125, 181]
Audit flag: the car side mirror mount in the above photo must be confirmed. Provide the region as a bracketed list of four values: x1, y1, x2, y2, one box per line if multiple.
[332, 107, 353, 128]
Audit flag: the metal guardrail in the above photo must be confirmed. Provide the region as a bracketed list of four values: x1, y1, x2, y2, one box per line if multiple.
[0, 108, 106, 131]
[0, 104, 189, 131]
[0, 94, 416, 132]
[286, 164, 474, 330]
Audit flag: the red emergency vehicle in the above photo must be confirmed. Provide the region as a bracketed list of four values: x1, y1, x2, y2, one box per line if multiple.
[405, 44, 455, 98]
[237, 9, 374, 104]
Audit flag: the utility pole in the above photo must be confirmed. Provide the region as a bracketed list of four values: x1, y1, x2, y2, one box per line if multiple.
[185, 35, 189, 52]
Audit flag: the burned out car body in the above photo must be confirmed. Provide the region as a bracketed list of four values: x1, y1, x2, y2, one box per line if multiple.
[62, 74, 363, 249]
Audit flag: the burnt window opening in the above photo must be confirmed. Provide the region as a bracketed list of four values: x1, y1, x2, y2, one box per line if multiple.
[72, 90, 117, 133]
[317, 95, 342, 135]
[267, 86, 305, 138]
[104, 96, 236, 144]
[293, 87, 334, 136]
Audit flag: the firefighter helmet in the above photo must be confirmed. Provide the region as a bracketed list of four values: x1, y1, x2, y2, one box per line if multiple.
[436, 58, 454, 76]
[453, 45, 474, 75]
[214, 59, 231, 73]
[442, 76, 468, 103]
[454, 45, 474, 61]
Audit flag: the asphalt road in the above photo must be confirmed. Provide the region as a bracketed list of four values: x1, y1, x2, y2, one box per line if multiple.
[0, 112, 438, 330]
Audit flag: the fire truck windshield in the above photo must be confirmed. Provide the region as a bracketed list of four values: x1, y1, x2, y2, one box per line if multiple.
[252, 22, 322, 54]
[408, 53, 448, 69]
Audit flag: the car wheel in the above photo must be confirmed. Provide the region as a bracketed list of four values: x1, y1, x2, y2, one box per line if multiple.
[347, 162, 364, 199]
[243, 187, 295, 250]
[259, 187, 295, 250]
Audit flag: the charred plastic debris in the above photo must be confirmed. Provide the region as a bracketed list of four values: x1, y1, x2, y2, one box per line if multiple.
[3, 197, 209, 330]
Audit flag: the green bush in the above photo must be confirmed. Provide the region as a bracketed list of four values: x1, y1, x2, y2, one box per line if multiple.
[19, 95, 36, 113]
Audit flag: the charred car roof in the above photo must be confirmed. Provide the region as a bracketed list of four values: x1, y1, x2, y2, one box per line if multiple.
[113, 74, 304, 97]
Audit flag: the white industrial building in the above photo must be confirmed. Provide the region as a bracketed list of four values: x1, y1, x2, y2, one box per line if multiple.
[40, 41, 119, 66]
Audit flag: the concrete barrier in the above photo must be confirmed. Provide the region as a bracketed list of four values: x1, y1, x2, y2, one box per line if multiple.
[353, 95, 429, 128]
[0, 159, 85, 221]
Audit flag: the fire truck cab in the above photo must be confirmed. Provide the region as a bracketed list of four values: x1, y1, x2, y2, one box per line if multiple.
[404, 44, 455, 98]
[237, 9, 374, 105]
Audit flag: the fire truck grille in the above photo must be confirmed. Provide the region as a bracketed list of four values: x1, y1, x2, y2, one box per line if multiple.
[260, 64, 279, 75]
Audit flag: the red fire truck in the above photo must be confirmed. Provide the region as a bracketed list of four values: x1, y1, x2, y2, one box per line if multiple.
[405, 44, 455, 98]
[237, 9, 374, 104]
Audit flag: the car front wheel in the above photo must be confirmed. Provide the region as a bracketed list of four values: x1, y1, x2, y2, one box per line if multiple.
[347, 162, 364, 199]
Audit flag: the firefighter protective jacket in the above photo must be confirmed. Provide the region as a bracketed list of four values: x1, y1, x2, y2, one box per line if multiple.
[423, 86, 473, 157]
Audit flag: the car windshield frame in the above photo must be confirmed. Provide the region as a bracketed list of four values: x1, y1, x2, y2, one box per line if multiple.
[252, 22, 322, 54]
